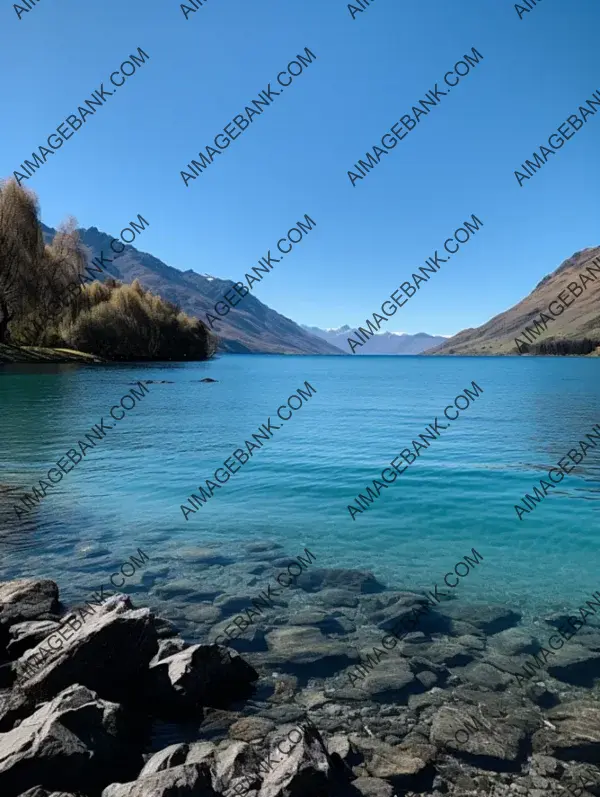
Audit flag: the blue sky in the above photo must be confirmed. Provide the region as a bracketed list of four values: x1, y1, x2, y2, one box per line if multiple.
[1, 0, 598, 337]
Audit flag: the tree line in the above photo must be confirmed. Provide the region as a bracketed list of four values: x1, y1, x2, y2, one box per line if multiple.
[518, 337, 600, 355]
[0, 180, 216, 360]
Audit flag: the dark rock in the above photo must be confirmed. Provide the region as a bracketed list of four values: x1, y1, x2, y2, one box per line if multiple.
[210, 740, 262, 795]
[313, 588, 359, 610]
[145, 643, 258, 718]
[258, 626, 359, 678]
[197, 709, 242, 742]
[437, 604, 522, 635]
[101, 763, 216, 796]
[0, 661, 15, 689]
[256, 704, 307, 725]
[151, 615, 181, 640]
[16, 595, 158, 706]
[488, 628, 541, 656]
[244, 542, 283, 554]
[138, 739, 261, 795]
[326, 734, 351, 761]
[175, 547, 234, 567]
[6, 620, 61, 660]
[150, 637, 189, 664]
[289, 608, 354, 636]
[198, 378, 218, 382]
[525, 681, 561, 710]
[139, 742, 193, 774]
[415, 669, 438, 689]
[429, 704, 528, 770]
[0, 687, 35, 732]
[411, 639, 475, 668]
[545, 645, 600, 686]
[229, 716, 276, 742]
[451, 661, 514, 691]
[208, 618, 268, 654]
[351, 775, 395, 796]
[213, 594, 256, 615]
[295, 569, 386, 595]
[257, 723, 345, 797]
[360, 738, 435, 790]
[0, 684, 141, 797]
[0, 579, 60, 651]
[533, 700, 600, 763]
[360, 659, 420, 702]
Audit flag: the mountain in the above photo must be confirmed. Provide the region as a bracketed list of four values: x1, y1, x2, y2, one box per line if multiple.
[40, 224, 343, 356]
[425, 247, 600, 355]
[302, 325, 447, 354]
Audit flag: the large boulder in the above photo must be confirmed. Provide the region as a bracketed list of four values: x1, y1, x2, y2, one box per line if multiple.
[0, 684, 141, 797]
[7, 620, 61, 660]
[145, 643, 258, 718]
[139, 742, 216, 775]
[15, 595, 158, 706]
[114, 740, 262, 796]
[257, 723, 345, 797]
[102, 763, 218, 797]
[0, 687, 36, 732]
[0, 580, 60, 652]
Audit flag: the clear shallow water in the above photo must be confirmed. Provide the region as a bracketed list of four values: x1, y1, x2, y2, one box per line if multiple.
[0, 355, 599, 631]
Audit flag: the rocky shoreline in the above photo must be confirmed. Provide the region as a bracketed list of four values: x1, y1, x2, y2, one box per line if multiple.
[0, 545, 599, 796]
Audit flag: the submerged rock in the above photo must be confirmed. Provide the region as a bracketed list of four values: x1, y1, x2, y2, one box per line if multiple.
[295, 568, 385, 595]
[0, 567, 599, 797]
[259, 625, 359, 677]
[533, 700, 600, 763]
[430, 704, 528, 770]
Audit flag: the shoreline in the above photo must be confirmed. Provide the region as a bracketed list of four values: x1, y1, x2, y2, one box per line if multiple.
[1, 547, 599, 796]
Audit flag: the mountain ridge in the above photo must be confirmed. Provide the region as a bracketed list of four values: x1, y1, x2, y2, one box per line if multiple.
[426, 246, 600, 355]
[40, 223, 343, 356]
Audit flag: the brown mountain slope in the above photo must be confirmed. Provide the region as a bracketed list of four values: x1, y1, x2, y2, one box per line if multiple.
[39, 224, 342, 356]
[426, 246, 600, 355]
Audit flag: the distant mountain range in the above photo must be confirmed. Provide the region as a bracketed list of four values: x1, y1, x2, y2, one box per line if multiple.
[426, 246, 600, 355]
[301, 325, 447, 354]
[40, 224, 342, 356]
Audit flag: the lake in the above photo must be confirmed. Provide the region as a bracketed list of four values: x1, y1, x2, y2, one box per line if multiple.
[1, 354, 599, 636]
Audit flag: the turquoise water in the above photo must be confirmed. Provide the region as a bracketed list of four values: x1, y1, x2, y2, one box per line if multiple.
[0, 355, 599, 628]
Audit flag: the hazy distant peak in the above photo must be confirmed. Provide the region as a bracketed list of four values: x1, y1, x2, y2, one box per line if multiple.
[300, 324, 446, 354]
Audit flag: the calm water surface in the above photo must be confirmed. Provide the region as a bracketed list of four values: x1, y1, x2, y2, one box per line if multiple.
[0, 355, 599, 632]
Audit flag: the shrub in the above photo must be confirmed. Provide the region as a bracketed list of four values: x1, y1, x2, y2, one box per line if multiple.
[60, 279, 217, 361]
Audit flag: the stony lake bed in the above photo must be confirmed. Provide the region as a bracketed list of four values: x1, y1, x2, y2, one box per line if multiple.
[0, 540, 599, 797]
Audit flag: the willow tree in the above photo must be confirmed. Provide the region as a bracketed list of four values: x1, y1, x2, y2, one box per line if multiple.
[0, 180, 87, 344]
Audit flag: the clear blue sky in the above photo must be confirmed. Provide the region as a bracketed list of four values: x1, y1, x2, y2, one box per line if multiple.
[1, 0, 598, 337]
